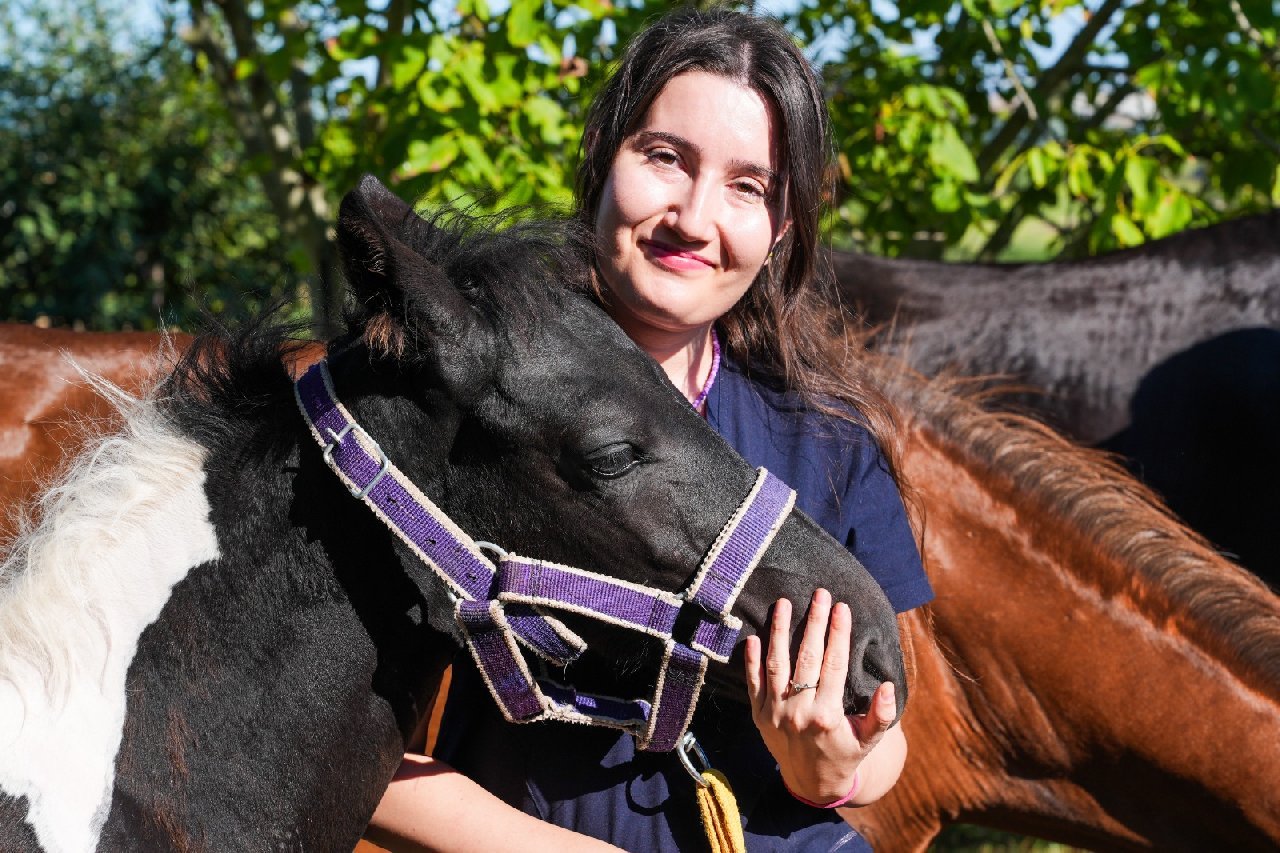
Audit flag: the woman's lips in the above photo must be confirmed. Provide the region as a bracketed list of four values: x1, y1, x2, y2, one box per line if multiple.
[643, 240, 714, 272]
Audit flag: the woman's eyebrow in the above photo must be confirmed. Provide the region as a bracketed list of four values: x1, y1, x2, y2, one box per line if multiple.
[633, 130, 778, 183]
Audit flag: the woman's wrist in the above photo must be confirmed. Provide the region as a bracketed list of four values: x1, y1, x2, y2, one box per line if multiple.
[781, 769, 861, 808]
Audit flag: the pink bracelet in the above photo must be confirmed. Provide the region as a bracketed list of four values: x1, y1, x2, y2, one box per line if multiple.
[782, 770, 861, 808]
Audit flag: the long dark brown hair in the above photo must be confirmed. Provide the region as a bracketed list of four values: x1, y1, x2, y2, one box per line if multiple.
[575, 5, 905, 482]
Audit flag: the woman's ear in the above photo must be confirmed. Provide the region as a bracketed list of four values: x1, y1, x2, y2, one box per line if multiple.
[766, 220, 793, 266]
[773, 219, 793, 248]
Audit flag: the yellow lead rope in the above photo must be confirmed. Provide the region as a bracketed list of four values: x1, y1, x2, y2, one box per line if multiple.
[680, 732, 747, 853]
[695, 768, 747, 853]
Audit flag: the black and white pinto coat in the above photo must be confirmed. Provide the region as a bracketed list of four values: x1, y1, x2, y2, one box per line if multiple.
[0, 358, 448, 852]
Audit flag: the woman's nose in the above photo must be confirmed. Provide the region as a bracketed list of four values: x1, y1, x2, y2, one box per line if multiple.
[664, 179, 717, 243]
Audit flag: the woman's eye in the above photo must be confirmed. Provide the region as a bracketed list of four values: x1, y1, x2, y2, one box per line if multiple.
[644, 148, 680, 167]
[733, 180, 767, 200]
[584, 443, 641, 478]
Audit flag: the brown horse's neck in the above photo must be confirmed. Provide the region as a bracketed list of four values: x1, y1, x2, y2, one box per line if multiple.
[856, 376, 1280, 852]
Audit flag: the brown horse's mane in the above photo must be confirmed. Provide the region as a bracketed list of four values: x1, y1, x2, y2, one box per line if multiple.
[862, 347, 1280, 697]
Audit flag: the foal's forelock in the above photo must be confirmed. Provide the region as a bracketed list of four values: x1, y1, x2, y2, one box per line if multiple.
[875, 358, 1280, 692]
[0, 375, 219, 852]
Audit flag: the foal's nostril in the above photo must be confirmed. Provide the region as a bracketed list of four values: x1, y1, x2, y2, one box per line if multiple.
[845, 635, 908, 719]
[863, 651, 889, 687]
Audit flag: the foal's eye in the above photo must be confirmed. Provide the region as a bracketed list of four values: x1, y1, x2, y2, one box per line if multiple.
[584, 443, 641, 479]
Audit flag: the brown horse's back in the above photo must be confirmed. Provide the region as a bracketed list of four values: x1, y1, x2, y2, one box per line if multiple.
[0, 325, 190, 541]
[0, 324, 329, 541]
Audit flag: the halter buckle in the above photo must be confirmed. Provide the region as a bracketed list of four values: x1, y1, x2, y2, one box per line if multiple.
[323, 423, 391, 500]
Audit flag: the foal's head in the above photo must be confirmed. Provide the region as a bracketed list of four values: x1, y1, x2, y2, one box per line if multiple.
[330, 175, 906, 718]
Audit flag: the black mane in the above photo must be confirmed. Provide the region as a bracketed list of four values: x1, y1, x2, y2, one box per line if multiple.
[343, 204, 596, 333]
[161, 203, 596, 455]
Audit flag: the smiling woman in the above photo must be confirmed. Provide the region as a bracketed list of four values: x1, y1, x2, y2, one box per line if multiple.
[366, 7, 932, 853]
[592, 71, 789, 365]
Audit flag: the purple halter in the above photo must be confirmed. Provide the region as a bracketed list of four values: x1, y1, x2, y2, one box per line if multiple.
[294, 359, 795, 751]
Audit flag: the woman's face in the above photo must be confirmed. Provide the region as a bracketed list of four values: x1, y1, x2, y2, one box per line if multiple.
[594, 71, 790, 339]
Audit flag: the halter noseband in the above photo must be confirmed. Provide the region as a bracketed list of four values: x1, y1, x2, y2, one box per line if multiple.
[294, 360, 795, 751]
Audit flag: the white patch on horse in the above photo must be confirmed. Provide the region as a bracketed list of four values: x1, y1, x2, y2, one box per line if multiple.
[0, 378, 219, 853]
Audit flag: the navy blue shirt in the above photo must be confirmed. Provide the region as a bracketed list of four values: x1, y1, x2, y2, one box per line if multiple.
[435, 359, 932, 851]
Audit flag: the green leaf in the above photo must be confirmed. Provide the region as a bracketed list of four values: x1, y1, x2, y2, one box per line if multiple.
[921, 85, 946, 117]
[1027, 148, 1047, 188]
[506, 0, 541, 48]
[455, 45, 500, 113]
[392, 45, 426, 90]
[489, 54, 524, 106]
[929, 123, 979, 183]
[993, 152, 1024, 196]
[931, 180, 961, 212]
[506, 175, 535, 206]
[405, 135, 460, 174]
[1066, 155, 1096, 197]
[1147, 191, 1192, 238]
[1110, 214, 1144, 246]
[457, 135, 503, 189]
[419, 76, 464, 112]
[459, 0, 491, 22]
[523, 95, 565, 145]
[1124, 156, 1154, 206]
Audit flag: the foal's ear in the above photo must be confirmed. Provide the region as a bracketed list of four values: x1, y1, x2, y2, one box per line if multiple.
[337, 174, 492, 391]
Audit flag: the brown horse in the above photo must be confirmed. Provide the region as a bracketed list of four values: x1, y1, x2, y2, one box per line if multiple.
[2, 324, 1277, 850]
[0, 324, 328, 541]
[853, 361, 1280, 851]
[0, 325, 190, 538]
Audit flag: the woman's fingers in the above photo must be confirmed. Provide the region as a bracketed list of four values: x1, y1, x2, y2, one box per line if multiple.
[815, 600, 852, 706]
[764, 597, 793, 698]
[790, 588, 831, 697]
[744, 634, 764, 710]
[850, 681, 897, 748]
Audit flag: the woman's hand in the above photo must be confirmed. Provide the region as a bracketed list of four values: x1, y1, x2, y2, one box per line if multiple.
[744, 588, 902, 806]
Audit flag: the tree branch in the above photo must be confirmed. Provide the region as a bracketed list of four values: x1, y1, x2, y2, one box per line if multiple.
[367, 0, 408, 141]
[183, 0, 336, 332]
[1248, 120, 1280, 157]
[1229, 0, 1280, 70]
[982, 18, 1037, 121]
[976, 0, 1128, 176]
[212, 0, 300, 162]
[279, 9, 316, 151]
[183, 1, 269, 158]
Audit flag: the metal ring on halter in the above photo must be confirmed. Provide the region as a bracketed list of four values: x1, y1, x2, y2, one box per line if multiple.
[677, 731, 712, 788]
[474, 541, 509, 559]
[789, 680, 819, 694]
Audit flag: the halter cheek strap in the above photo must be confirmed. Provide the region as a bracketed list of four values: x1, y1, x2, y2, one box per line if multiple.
[294, 360, 795, 752]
